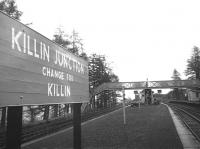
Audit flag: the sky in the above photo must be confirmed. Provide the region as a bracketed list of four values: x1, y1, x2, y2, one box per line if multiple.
[16, 0, 200, 84]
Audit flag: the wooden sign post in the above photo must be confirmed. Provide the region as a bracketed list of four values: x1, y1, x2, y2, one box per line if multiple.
[6, 106, 22, 149]
[73, 103, 82, 149]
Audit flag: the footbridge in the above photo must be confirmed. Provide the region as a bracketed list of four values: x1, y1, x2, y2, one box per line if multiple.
[92, 79, 200, 95]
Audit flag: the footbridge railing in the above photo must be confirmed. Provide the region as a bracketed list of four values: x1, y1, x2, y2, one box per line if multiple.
[92, 80, 200, 95]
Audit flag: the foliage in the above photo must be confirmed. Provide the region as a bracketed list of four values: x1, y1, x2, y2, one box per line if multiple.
[89, 54, 112, 91]
[185, 46, 200, 80]
[0, 0, 22, 20]
[89, 54, 119, 108]
[79, 52, 88, 60]
[171, 69, 181, 80]
[69, 30, 82, 55]
[53, 27, 71, 48]
[170, 69, 188, 100]
[52, 27, 88, 60]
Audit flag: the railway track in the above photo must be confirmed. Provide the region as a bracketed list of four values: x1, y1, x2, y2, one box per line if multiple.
[168, 103, 200, 142]
[0, 105, 122, 149]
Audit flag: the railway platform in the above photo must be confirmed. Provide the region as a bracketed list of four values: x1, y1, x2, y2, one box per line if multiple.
[22, 104, 192, 149]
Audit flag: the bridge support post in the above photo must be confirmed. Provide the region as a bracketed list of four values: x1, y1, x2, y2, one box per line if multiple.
[73, 103, 82, 149]
[6, 106, 22, 149]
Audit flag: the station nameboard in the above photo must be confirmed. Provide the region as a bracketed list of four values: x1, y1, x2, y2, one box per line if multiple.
[0, 12, 89, 106]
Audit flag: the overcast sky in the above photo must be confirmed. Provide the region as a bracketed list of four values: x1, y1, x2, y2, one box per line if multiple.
[16, 0, 200, 83]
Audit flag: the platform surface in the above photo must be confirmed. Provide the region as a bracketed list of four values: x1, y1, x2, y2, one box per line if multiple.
[22, 105, 183, 149]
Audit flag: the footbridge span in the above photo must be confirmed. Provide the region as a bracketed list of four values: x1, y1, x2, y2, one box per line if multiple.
[92, 79, 200, 95]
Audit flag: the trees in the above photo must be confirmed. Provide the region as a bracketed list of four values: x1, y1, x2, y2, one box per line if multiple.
[53, 27, 71, 48]
[89, 54, 119, 108]
[184, 46, 200, 101]
[171, 69, 181, 80]
[52, 27, 88, 60]
[170, 69, 187, 100]
[185, 46, 200, 80]
[69, 30, 82, 56]
[0, 0, 22, 20]
[89, 54, 110, 92]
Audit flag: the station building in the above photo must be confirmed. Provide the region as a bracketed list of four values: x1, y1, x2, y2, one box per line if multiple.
[187, 89, 200, 102]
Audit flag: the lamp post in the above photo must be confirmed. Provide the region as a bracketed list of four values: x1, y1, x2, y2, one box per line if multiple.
[122, 87, 126, 125]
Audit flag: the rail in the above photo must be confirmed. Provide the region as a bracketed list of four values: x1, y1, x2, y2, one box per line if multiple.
[168, 103, 200, 142]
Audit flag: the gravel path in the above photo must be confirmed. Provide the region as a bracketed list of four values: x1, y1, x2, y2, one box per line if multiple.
[23, 104, 183, 149]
